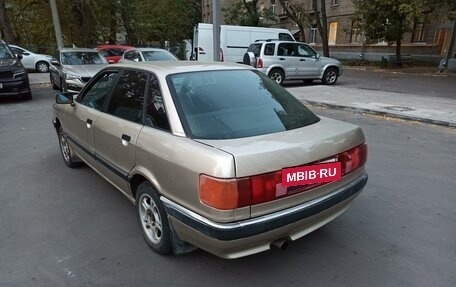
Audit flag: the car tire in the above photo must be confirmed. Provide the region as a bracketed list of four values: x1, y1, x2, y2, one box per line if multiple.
[22, 92, 32, 100]
[136, 182, 172, 255]
[36, 61, 49, 73]
[322, 67, 338, 85]
[58, 127, 82, 168]
[269, 69, 284, 85]
[243, 52, 256, 67]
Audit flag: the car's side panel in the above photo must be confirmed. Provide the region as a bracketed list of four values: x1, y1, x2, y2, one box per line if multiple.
[132, 126, 251, 222]
[93, 113, 143, 192]
[60, 103, 101, 163]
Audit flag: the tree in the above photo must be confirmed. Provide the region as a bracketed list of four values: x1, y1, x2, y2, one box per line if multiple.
[224, 0, 275, 27]
[312, 0, 329, 57]
[0, 0, 17, 42]
[354, 0, 423, 58]
[277, 0, 311, 42]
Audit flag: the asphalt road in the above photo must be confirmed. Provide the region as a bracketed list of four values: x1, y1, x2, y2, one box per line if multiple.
[0, 88, 455, 286]
[284, 67, 456, 100]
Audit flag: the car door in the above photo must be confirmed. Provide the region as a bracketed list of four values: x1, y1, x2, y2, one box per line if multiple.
[277, 42, 300, 79]
[93, 69, 147, 192]
[295, 43, 320, 77]
[62, 70, 120, 164]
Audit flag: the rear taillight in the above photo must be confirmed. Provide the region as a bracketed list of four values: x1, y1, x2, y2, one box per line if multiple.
[257, 58, 263, 68]
[200, 143, 367, 210]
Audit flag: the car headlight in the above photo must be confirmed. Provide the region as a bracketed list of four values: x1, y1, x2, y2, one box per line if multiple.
[65, 73, 80, 80]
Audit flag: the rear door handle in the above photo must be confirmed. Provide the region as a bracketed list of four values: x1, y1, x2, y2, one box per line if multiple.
[300, 59, 306, 61]
[121, 134, 131, 146]
[279, 57, 285, 61]
[86, 119, 93, 128]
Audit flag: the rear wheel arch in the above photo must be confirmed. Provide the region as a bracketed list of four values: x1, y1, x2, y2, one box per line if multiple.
[129, 173, 150, 199]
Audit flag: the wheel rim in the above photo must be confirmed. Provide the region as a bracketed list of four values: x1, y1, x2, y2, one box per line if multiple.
[270, 72, 282, 84]
[325, 70, 337, 84]
[59, 132, 71, 162]
[37, 62, 49, 73]
[139, 194, 163, 244]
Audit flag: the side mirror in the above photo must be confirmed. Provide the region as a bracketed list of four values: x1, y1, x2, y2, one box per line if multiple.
[51, 59, 60, 66]
[55, 92, 76, 105]
[315, 53, 320, 60]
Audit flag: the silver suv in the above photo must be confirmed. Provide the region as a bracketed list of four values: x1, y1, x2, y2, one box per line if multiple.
[244, 40, 342, 85]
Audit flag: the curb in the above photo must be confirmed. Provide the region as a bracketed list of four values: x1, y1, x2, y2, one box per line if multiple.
[31, 82, 51, 88]
[303, 100, 455, 128]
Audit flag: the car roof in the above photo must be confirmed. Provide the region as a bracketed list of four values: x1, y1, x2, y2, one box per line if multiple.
[110, 61, 254, 76]
[59, 48, 100, 53]
[126, 47, 169, 52]
[97, 44, 134, 50]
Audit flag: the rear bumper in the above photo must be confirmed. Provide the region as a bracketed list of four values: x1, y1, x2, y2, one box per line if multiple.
[162, 172, 368, 258]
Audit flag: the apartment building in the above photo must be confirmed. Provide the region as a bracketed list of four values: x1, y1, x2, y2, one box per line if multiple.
[202, 0, 454, 63]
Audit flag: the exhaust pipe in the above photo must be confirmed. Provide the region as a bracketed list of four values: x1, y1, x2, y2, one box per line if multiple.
[271, 238, 289, 251]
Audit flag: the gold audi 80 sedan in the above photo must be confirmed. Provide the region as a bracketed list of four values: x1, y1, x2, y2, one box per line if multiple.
[52, 61, 368, 259]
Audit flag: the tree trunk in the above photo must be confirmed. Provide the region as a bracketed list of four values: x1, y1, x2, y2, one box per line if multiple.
[277, 0, 307, 42]
[320, 0, 329, 57]
[395, 38, 401, 58]
[0, 0, 16, 43]
[312, 0, 329, 56]
[298, 23, 306, 42]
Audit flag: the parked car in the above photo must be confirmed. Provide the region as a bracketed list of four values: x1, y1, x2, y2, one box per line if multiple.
[9, 44, 53, 73]
[0, 40, 32, 100]
[97, 44, 134, 64]
[244, 40, 342, 85]
[49, 48, 108, 92]
[192, 23, 295, 62]
[53, 61, 368, 259]
[119, 47, 179, 63]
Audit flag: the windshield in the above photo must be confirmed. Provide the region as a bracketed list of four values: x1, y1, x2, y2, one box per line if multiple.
[61, 52, 106, 65]
[142, 50, 178, 61]
[0, 44, 14, 60]
[168, 70, 320, 139]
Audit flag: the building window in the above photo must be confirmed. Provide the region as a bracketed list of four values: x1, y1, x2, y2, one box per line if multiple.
[271, 4, 275, 15]
[328, 22, 338, 45]
[309, 26, 317, 44]
[281, 1, 288, 14]
[412, 19, 427, 43]
[350, 20, 362, 43]
[331, 0, 340, 6]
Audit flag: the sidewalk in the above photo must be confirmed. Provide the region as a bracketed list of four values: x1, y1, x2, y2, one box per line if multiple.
[28, 72, 456, 128]
[288, 85, 456, 127]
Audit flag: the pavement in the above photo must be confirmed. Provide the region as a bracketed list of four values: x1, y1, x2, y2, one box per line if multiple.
[28, 71, 456, 128]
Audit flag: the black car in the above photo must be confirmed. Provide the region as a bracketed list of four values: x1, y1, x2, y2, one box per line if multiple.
[0, 40, 32, 100]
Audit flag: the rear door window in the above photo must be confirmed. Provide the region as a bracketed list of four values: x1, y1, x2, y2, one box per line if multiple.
[106, 70, 148, 123]
[264, 43, 276, 56]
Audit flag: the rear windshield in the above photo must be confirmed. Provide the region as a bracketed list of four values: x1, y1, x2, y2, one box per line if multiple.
[167, 70, 320, 139]
[142, 51, 178, 61]
[247, 44, 262, 57]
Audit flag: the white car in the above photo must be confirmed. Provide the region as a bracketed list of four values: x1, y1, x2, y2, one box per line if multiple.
[9, 45, 53, 73]
[119, 48, 179, 63]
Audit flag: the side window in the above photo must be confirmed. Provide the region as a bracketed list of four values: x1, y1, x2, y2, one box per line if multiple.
[106, 70, 147, 123]
[11, 47, 22, 55]
[79, 71, 118, 110]
[278, 43, 294, 56]
[296, 44, 316, 58]
[124, 51, 134, 60]
[264, 43, 275, 56]
[145, 74, 170, 131]
[279, 33, 294, 41]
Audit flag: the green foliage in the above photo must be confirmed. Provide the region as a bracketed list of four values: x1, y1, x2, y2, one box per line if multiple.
[354, 0, 423, 44]
[3, 0, 200, 51]
[354, 0, 424, 57]
[223, 0, 276, 27]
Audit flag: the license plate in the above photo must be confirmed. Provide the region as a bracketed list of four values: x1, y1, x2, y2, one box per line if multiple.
[282, 162, 342, 187]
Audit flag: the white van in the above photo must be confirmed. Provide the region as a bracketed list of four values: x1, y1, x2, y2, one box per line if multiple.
[192, 23, 295, 63]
